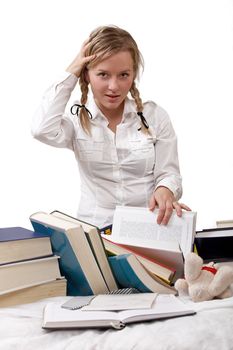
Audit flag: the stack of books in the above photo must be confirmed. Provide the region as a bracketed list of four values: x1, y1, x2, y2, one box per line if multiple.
[103, 237, 176, 285]
[29, 210, 178, 295]
[30, 211, 118, 296]
[195, 226, 233, 264]
[0, 227, 66, 307]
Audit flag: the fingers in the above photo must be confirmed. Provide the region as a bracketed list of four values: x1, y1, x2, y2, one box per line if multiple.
[157, 202, 192, 225]
[80, 39, 97, 66]
[83, 54, 96, 64]
[173, 201, 192, 216]
[180, 203, 192, 211]
[172, 201, 182, 217]
[150, 187, 191, 225]
[157, 202, 173, 225]
[149, 195, 156, 212]
[81, 38, 91, 51]
[66, 39, 96, 77]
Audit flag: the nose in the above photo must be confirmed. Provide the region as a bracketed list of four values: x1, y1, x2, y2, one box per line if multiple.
[108, 77, 119, 91]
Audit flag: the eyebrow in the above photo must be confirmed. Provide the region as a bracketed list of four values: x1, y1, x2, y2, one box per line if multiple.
[96, 69, 132, 73]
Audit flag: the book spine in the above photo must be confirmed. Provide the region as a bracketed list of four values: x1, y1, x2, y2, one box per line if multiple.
[108, 255, 151, 292]
[31, 221, 93, 296]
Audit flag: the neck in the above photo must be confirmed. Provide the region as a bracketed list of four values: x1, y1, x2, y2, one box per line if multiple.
[95, 100, 125, 121]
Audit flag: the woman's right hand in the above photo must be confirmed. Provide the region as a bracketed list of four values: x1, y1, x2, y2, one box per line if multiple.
[66, 40, 96, 78]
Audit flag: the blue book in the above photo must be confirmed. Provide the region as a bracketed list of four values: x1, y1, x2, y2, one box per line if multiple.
[0, 227, 52, 264]
[50, 210, 118, 292]
[30, 212, 109, 296]
[108, 254, 176, 294]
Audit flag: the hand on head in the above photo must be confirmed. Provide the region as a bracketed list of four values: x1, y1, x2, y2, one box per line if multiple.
[66, 39, 96, 78]
[149, 186, 191, 225]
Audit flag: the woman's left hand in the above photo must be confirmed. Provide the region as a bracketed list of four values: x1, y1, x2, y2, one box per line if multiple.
[148, 186, 191, 225]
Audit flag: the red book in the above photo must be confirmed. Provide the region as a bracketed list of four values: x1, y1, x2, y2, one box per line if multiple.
[103, 237, 176, 284]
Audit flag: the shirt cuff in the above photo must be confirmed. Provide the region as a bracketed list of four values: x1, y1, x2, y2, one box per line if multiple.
[154, 180, 182, 200]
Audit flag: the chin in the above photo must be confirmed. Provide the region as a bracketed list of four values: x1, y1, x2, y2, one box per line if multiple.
[103, 99, 124, 109]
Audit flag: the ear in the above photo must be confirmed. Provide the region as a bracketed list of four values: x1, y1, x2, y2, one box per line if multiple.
[84, 68, 90, 84]
[184, 253, 203, 282]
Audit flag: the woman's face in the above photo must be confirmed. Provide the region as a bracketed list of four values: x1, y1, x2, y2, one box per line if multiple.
[86, 50, 134, 116]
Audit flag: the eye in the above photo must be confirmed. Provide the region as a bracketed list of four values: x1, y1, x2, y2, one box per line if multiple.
[121, 72, 129, 77]
[97, 72, 108, 78]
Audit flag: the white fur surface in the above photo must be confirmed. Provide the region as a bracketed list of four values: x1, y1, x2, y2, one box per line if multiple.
[0, 296, 233, 349]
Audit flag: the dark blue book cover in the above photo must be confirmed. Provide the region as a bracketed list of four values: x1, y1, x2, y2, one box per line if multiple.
[195, 236, 233, 262]
[0, 227, 49, 242]
[108, 254, 151, 292]
[30, 220, 93, 296]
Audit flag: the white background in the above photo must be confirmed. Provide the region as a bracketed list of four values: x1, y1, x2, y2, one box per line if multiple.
[0, 0, 232, 230]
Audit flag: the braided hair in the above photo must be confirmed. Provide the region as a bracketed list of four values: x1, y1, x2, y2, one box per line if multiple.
[76, 25, 149, 134]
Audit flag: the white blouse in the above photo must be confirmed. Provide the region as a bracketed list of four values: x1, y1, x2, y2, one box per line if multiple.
[31, 72, 182, 228]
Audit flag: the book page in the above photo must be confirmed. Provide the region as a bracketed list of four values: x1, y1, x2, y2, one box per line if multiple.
[81, 293, 157, 311]
[43, 302, 118, 322]
[111, 207, 196, 255]
[118, 294, 195, 323]
[43, 295, 195, 329]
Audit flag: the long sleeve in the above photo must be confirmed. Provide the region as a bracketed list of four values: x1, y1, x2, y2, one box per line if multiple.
[31, 72, 78, 150]
[152, 107, 182, 200]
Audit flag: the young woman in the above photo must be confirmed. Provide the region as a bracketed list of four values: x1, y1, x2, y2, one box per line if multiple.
[32, 25, 190, 228]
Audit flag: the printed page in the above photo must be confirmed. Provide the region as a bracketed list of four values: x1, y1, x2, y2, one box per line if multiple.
[111, 206, 196, 256]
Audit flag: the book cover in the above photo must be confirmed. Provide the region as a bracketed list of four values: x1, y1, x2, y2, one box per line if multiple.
[195, 227, 233, 262]
[42, 294, 195, 329]
[51, 210, 118, 291]
[108, 254, 176, 294]
[30, 212, 109, 296]
[0, 227, 52, 264]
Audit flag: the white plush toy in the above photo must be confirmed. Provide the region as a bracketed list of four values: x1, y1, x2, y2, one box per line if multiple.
[175, 252, 233, 302]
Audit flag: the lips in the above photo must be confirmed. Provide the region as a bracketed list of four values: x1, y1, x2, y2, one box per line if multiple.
[106, 95, 120, 99]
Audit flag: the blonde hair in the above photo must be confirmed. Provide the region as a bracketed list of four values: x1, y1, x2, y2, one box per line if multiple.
[78, 25, 147, 134]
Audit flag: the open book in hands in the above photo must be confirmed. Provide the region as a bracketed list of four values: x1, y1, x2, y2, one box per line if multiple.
[108, 206, 197, 279]
[42, 294, 195, 330]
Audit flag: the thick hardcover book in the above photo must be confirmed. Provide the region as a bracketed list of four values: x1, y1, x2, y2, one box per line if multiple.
[0, 278, 67, 307]
[109, 206, 197, 279]
[42, 294, 195, 330]
[0, 227, 52, 264]
[216, 221, 233, 228]
[50, 210, 118, 291]
[108, 254, 177, 294]
[30, 212, 109, 296]
[195, 227, 233, 262]
[0, 255, 61, 295]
